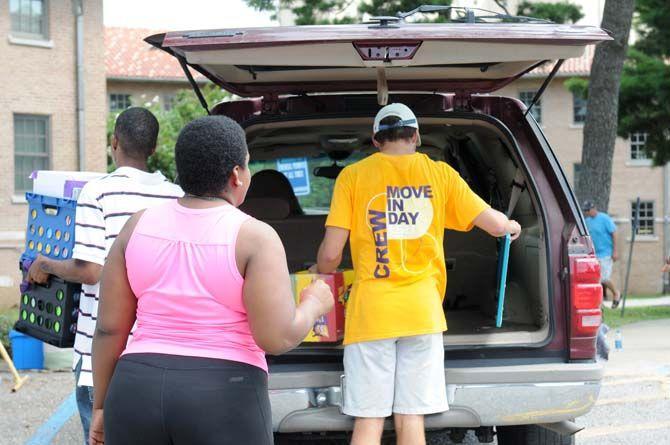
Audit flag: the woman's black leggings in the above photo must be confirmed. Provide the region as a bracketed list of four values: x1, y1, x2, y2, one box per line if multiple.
[104, 353, 273, 445]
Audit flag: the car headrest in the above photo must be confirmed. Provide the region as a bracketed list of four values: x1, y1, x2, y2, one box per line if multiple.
[239, 198, 291, 220]
[245, 170, 304, 216]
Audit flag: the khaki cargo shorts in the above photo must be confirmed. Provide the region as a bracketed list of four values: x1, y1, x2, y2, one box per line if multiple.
[342, 333, 449, 418]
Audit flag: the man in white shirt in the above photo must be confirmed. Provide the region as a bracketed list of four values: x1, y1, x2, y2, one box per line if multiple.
[28, 107, 183, 444]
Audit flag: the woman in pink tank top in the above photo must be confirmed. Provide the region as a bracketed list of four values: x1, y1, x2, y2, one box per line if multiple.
[89, 116, 333, 445]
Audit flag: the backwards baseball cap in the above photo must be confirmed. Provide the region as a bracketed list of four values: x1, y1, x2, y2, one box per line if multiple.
[373, 103, 421, 146]
[582, 200, 595, 211]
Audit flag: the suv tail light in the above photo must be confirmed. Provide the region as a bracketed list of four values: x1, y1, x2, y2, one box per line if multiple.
[568, 231, 603, 360]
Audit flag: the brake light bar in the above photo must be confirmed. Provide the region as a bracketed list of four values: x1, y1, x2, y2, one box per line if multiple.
[353, 42, 421, 61]
[568, 246, 603, 360]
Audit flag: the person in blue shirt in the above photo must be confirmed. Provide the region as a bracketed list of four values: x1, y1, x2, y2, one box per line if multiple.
[583, 200, 621, 308]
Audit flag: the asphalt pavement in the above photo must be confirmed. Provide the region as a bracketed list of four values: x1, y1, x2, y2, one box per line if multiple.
[1, 319, 668, 445]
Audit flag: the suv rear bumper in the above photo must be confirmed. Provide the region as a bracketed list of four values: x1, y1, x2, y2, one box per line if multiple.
[269, 361, 604, 432]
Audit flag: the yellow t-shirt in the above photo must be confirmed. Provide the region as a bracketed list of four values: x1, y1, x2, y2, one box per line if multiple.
[326, 152, 490, 345]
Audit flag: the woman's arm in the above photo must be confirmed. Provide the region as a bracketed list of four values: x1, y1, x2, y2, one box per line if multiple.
[239, 219, 334, 355]
[89, 212, 142, 444]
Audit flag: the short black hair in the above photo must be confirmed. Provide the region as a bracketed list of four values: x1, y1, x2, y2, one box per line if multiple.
[175, 115, 248, 196]
[374, 116, 417, 144]
[114, 107, 159, 160]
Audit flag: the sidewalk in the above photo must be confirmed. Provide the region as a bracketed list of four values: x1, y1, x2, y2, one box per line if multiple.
[603, 296, 670, 309]
[578, 319, 670, 445]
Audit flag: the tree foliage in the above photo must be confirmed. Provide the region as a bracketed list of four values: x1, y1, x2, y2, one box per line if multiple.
[564, 77, 589, 99]
[107, 84, 229, 181]
[617, 0, 670, 165]
[245, 0, 452, 25]
[516, 1, 584, 24]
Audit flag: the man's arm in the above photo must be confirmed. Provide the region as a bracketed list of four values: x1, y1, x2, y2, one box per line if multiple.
[611, 230, 619, 261]
[28, 255, 102, 286]
[473, 208, 522, 240]
[316, 227, 350, 274]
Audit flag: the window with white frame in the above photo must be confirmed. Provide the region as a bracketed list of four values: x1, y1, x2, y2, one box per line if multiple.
[573, 93, 587, 124]
[519, 91, 542, 124]
[14, 114, 50, 193]
[109, 94, 132, 112]
[9, 0, 48, 40]
[632, 200, 655, 236]
[630, 132, 649, 161]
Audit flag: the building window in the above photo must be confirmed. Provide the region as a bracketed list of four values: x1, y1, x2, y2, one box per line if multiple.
[14, 114, 50, 193]
[519, 91, 542, 124]
[573, 93, 587, 124]
[632, 201, 654, 236]
[163, 94, 176, 111]
[109, 94, 132, 112]
[9, 0, 48, 40]
[630, 132, 649, 161]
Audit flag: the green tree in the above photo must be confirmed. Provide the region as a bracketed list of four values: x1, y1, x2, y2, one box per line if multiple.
[618, 0, 670, 164]
[107, 84, 229, 181]
[516, 1, 584, 24]
[245, 0, 451, 25]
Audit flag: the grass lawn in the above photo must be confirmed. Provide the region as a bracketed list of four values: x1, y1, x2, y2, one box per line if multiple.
[0, 306, 19, 355]
[602, 305, 670, 329]
[626, 294, 668, 300]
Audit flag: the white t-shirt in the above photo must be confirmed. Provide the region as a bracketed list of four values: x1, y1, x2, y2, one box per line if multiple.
[72, 167, 183, 386]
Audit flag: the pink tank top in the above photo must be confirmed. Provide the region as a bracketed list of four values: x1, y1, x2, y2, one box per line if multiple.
[122, 200, 267, 372]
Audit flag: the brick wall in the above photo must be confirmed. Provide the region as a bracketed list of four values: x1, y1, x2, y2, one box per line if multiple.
[0, 0, 106, 308]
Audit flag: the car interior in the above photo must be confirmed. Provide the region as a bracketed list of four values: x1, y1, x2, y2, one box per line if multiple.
[240, 115, 550, 347]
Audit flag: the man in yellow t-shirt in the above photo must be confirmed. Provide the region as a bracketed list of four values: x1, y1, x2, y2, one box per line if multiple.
[314, 103, 522, 445]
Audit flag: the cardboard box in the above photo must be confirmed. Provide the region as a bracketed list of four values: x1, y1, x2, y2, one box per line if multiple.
[30, 170, 104, 199]
[293, 271, 349, 343]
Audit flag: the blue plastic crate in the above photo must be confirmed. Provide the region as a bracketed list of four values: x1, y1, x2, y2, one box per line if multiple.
[24, 193, 77, 261]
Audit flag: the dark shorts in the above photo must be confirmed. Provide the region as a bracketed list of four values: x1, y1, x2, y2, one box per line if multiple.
[104, 353, 273, 445]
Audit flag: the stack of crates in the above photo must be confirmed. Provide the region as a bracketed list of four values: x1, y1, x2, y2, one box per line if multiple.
[15, 193, 81, 347]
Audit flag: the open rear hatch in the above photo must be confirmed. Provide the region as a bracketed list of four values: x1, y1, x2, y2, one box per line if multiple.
[146, 19, 610, 99]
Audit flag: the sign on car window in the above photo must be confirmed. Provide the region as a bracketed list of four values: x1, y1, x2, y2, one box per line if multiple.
[276, 158, 311, 196]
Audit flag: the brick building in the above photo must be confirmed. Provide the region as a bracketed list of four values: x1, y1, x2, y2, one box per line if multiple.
[0, 0, 106, 308]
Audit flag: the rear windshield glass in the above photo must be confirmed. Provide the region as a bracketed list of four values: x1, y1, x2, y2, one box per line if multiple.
[250, 154, 364, 213]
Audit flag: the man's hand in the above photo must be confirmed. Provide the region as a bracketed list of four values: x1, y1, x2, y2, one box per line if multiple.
[662, 257, 670, 273]
[27, 255, 50, 285]
[507, 220, 522, 241]
[612, 252, 619, 262]
[307, 264, 319, 274]
[89, 408, 104, 445]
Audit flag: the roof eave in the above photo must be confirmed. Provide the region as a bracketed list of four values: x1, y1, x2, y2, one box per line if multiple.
[106, 75, 209, 84]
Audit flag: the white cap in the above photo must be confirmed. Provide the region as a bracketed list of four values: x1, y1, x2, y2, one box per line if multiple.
[373, 103, 421, 146]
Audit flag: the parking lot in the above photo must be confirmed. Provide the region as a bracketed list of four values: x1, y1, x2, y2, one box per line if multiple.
[2, 319, 668, 445]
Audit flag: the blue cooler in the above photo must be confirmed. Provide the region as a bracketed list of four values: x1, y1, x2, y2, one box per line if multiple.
[9, 329, 44, 370]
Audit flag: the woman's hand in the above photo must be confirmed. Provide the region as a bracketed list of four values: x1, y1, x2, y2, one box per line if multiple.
[301, 279, 334, 316]
[89, 408, 104, 445]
